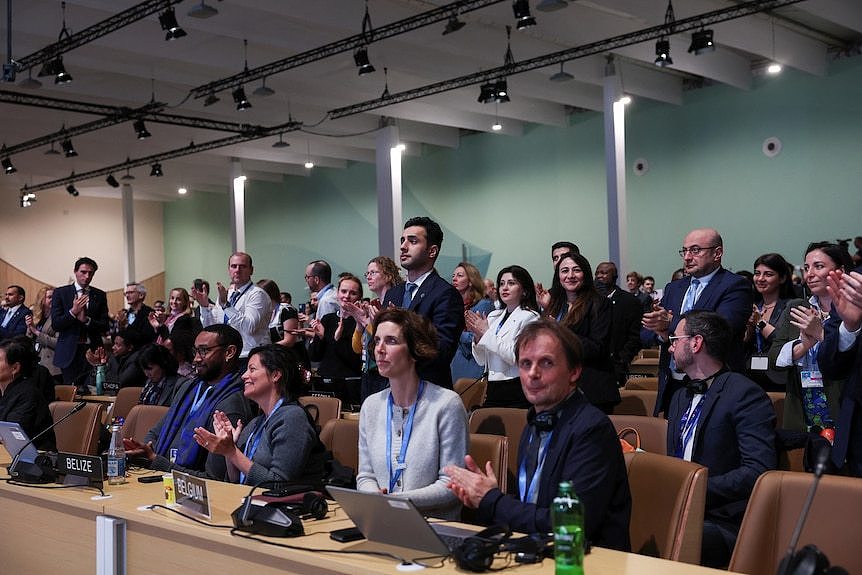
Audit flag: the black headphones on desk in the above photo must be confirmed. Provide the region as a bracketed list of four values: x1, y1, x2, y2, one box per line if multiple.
[453, 525, 512, 572]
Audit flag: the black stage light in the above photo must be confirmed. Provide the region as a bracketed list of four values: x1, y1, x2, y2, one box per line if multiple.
[2, 157, 16, 174]
[66, 183, 79, 197]
[61, 138, 78, 157]
[688, 29, 715, 55]
[655, 38, 673, 67]
[134, 119, 152, 139]
[353, 47, 375, 76]
[106, 174, 120, 188]
[159, 7, 188, 41]
[512, 0, 536, 30]
[232, 86, 251, 111]
[150, 163, 164, 177]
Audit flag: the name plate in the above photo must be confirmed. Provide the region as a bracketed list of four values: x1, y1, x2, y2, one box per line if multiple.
[172, 470, 211, 519]
[56, 452, 104, 482]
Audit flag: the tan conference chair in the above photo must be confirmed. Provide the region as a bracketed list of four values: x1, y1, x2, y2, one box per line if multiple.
[49, 401, 103, 455]
[468, 407, 527, 495]
[613, 389, 658, 417]
[54, 385, 77, 402]
[454, 377, 488, 413]
[106, 386, 143, 423]
[320, 417, 359, 474]
[299, 395, 343, 432]
[609, 414, 668, 454]
[123, 405, 169, 442]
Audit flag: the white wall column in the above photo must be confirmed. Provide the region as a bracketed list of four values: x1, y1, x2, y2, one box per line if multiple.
[603, 62, 629, 275]
[375, 123, 403, 261]
[230, 158, 246, 253]
[121, 183, 135, 283]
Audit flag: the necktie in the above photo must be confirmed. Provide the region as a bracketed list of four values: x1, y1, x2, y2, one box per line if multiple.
[523, 428, 544, 482]
[229, 290, 241, 307]
[681, 278, 701, 313]
[402, 283, 417, 308]
[0, 309, 9, 328]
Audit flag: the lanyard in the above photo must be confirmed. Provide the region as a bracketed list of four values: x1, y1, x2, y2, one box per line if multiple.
[676, 396, 705, 459]
[755, 303, 765, 353]
[386, 381, 426, 493]
[189, 382, 214, 416]
[518, 430, 553, 504]
[240, 398, 284, 484]
[495, 310, 513, 335]
[224, 283, 253, 323]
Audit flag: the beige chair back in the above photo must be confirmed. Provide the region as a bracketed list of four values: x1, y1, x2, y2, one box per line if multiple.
[624, 376, 658, 391]
[730, 470, 862, 575]
[123, 405, 169, 442]
[48, 401, 103, 455]
[107, 386, 143, 423]
[468, 433, 509, 494]
[299, 395, 343, 431]
[613, 389, 658, 417]
[468, 407, 527, 494]
[610, 414, 668, 454]
[454, 377, 488, 412]
[54, 385, 77, 402]
[320, 417, 359, 473]
[624, 451, 707, 564]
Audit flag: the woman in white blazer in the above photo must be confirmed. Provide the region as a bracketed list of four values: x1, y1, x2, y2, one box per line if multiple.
[467, 265, 539, 408]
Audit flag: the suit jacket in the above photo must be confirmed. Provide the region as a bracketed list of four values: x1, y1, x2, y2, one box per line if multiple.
[382, 270, 465, 389]
[607, 288, 643, 383]
[473, 306, 539, 380]
[50, 284, 109, 370]
[652, 268, 753, 415]
[123, 303, 157, 345]
[476, 390, 632, 550]
[0, 305, 32, 340]
[666, 371, 776, 527]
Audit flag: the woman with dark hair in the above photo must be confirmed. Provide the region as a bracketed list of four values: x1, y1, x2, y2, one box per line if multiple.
[542, 252, 618, 413]
[257, 278, 308, 369]
[0, 339, 54, 450]
[466, 265, 539, 408]
[451, 262, 495, 382]
[85, 329, 147, 392]
[194, 344, 325, 486]
[163, 329, 196, 377]
[136, 344, 180, 406]
[770, 242, 852, 431]
[744, 253, 795, 390]
[358, 308, 468, 519]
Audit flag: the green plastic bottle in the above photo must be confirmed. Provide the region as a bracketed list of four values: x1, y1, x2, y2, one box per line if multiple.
[552, 481, 584, 575]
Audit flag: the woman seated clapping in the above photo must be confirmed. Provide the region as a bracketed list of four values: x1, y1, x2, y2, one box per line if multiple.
[194, 344, 325, 486]
[357, 308, 468, 519]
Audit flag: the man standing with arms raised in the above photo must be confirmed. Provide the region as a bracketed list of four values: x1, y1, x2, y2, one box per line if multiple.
[642, 228, 751, 415]
[382, 216, 464, 390]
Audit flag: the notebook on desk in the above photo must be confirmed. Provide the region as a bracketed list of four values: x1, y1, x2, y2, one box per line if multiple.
[0, 421, 39, 464]
[326, 485, 480, 561]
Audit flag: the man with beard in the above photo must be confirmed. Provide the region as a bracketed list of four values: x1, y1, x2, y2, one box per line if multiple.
[123, 324, 255, 478]
[595, 262, 643, 386]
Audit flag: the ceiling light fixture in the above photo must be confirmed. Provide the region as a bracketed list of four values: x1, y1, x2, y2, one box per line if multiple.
[512, 0, 536, 30]
[655, 0, 675, 67]
[381, 67, 391, 99]
[2, 155, 16, 174]
[133, 119, 152, 139]
[442, 14, 465, 35]
[494, 78, 510, 103]
[121, 160, 135, 180]
[178, 187, 188, 195]
[252, 77, 275, 97]
[536, 0, 568, 11]
[159, 6, 187, 41]
[19, 191, 36, 208]
[272, 133, 290, 148]
[550, 62, 574, 82]
[232, 86, 251, 110]
[353, 47, 375, 76]
[618, 95, 632, 105]
[187, 1, 218, 19]
[150, 163, 164, 177]
[688, 28, 715, 55]
[38, 3, 74, 84]
[304, 141, 314, 169]
[105, 174, 120, 188]
[203, 92, 220, 106]
[491, 102, 502, 131]
[18, 69, 42, 89]
[66, 183, 79, 197]
[44, 142, 61, 156]
[61, 138, 77, 157]
[477, 82, 496, 104]
[767, 18, 782, 75]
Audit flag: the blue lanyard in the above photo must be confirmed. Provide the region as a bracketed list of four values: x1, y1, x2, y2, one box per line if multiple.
[224, 283, 253, 324]
[240, 398, 284, 484]
[755, 303, 765, 353]
[676, 397, 705, 459]
[495, 310, 513, 335]
[189, 382, 214, 416]
[518, 430, 553, 504]
[386, 381, 426, 493]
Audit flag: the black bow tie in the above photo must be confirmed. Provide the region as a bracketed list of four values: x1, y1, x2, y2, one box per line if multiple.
[685, 378, 708, 395]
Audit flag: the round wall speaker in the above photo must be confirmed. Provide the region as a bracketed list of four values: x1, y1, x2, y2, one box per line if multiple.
[762, 137, 782, 158]
[632, 158, 649, 176]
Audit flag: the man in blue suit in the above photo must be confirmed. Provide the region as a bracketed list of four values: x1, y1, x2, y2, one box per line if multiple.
[0, 285, 32, 340]
[642, 228, 752, 415]
[50, 257, 109, 388]
[381, 216, 464, 390]
[666, 310, 776, 568]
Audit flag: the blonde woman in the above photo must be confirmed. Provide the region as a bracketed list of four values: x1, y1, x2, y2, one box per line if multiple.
[26, 286, 61, 379]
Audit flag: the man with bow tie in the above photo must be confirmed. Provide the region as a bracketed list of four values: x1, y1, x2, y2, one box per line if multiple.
[666, 310, 776, 569]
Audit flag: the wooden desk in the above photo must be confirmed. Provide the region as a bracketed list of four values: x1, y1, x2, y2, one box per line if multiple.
[0, 454, 732, 575]
[80, 394, 119, 404]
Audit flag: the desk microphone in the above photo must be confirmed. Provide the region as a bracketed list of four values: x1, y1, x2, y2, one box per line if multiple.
[8, 400, 87, 484]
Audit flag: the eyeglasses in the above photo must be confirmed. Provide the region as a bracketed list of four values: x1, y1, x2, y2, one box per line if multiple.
[304, 274, 315, 280]
[678, 245, 719, 257]
[192, 344, 227, 357]
[668, 335, 693, 344]
[364, 270, 381, 277]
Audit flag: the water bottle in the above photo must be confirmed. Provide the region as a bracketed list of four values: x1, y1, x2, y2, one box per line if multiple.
[95, 364, 105, 395]
[552, 481, 584, 575]
[107, 418, 127, 485]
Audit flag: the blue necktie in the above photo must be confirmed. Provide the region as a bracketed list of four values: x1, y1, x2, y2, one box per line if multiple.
[229, 290, 241, 307]
[681, 278, 701, 313]
[402, 283, 417, 308]
[0, 309, 9, 328]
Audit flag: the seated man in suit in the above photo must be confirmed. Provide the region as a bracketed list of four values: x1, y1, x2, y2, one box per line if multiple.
[120, 283, 156, 345]
[445, 319, 631, 551]
[381, 216, 464, 390]
[665, 310, 776, 568]
[642, 228, 752, 415]
[123, 324, 255, 479]
[0, 285, 32, 340]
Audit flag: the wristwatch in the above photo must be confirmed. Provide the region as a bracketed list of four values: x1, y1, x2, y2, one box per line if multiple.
[756, 320, 768, 331]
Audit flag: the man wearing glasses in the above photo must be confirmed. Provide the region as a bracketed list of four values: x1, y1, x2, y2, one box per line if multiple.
[642, 228, 752, 415]
[666, 311, 775, 568]
[123, 324, 254, 478]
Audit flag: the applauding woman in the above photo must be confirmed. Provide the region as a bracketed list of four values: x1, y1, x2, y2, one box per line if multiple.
[468, 265, 539, 408]
[194, 344, 325, 486]
[358, 309, 468, 519]
[149, 288, 201, 344]
[451, 262, 495, 383]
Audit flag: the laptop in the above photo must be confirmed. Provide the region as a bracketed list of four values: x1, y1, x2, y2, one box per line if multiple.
[0, 421, 39, 464]
[327, 485, 480, 561]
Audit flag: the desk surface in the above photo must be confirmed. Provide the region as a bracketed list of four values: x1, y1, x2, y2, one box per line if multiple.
[79, 394, 118, 404]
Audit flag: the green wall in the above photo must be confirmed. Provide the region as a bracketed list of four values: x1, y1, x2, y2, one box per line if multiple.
[165, 57, 862, 299]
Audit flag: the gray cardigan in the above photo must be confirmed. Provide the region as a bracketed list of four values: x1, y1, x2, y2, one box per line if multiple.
[357, 382, 468, 520]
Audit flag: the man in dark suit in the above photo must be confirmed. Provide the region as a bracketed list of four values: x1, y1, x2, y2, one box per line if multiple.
[0, 285, 32, 340]
[642, 228, 752, 415]
[50, 257, 109, 387]
[120, 283, 156, 345]
[381, 216, 464, 390]
[595, 262, 643, 386]
[445, 319, 631, 550]
[665, 310, 775, 568]
[820, 268, 862, 476]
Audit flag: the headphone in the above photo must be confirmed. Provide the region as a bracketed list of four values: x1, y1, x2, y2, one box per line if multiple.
[289, 491, 329, 520]
[453, 525, 512, 572]
[527, 407, 558, 433]
[786, 544, 848, 575]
